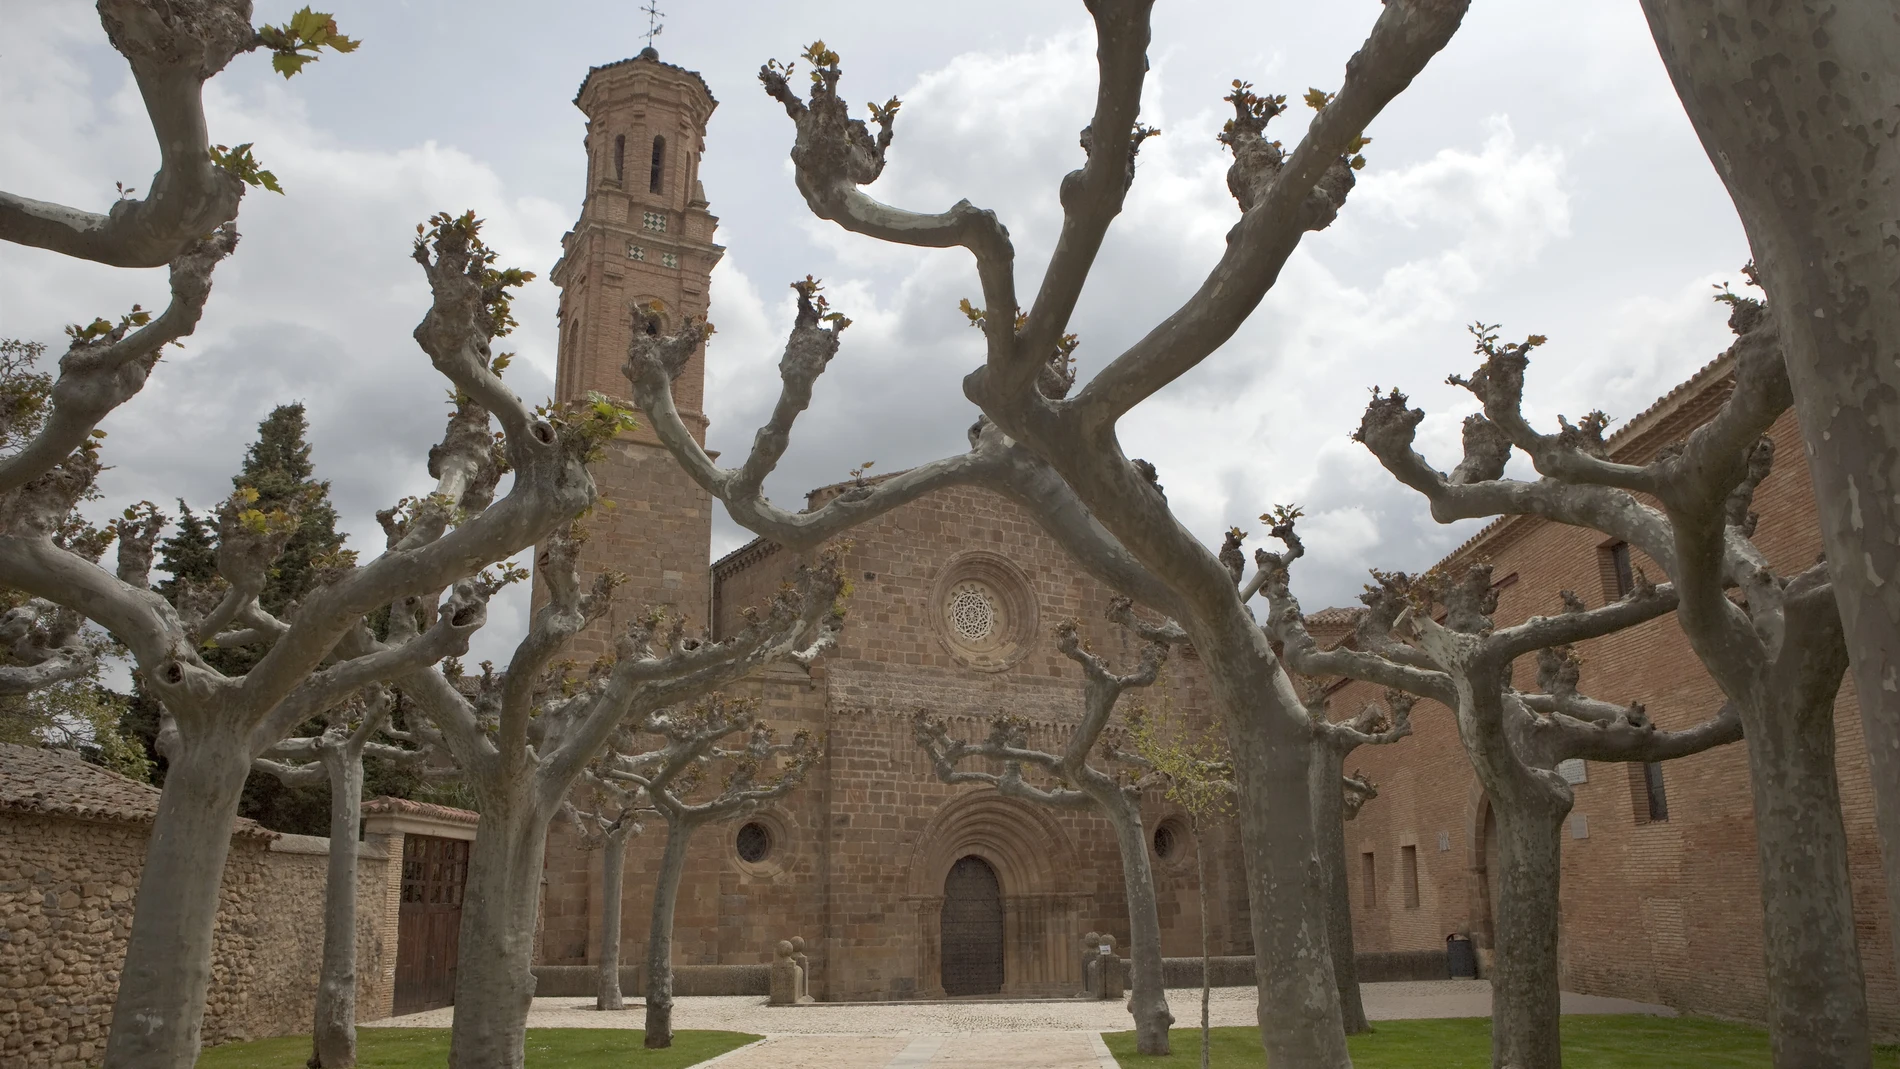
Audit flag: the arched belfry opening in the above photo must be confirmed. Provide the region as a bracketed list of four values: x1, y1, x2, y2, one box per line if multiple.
[940, 856, 1004, 996]
[649, 135, 667, 193]
[613, 134, 625, 183]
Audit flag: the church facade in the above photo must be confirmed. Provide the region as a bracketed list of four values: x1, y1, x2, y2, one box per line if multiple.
[530, 49, 1250, 1001]
[528, 48, 1895, 1028]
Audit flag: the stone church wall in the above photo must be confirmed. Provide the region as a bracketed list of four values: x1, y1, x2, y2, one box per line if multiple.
[1323, 404, 1898, 1038]
[0, 813, 392, 1067]
[538, 484, 1257, 1000]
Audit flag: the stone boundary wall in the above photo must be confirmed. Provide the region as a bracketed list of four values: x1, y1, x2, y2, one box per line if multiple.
[0, 811, 391, 1068]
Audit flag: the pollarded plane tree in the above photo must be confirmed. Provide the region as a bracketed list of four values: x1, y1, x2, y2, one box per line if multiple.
[0, 8, 607, 1068]
[1302, 684, 1411, 1036]
[1262, 523, 1744, 1069]
[1634, 8, 1900, 981]
[251, 685, 457, 1067]
[391, 528, 843, 1069]
[1105, 681, 1233, 1069]
[602, 698, 820, 1049]
[1103, 580, 1412, 1039]
[625, 6, 1472, 1062]
[913, 613, 1175, 1054]
[0, 340, 108, 706]
[1345, 289, 1869, 1068]
[7, 206, 601, 1069]
[562, 752, 653, 1013]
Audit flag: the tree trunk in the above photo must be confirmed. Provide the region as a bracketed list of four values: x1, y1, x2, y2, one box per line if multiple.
[1638, 0, 1900, 989]
[596, 828, 629, 1011]
[1737, 691, 1872, 1068]
[644, 820, 693, 1049]
[1489, 797, 1567, 1069]
[1310, 740, 1369, 1034]
[1098, 792, 1172, 1054]
[1196, 822, 1211, 1069]
[446, 799, 555, 1069]
[1220, 680, 1353, 1069]
[102, 737, 250, 1069]
[310, 745, 366, 1068]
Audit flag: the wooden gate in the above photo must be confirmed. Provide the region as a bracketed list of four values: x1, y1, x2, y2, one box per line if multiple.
[940, 855, 1004, 996]
[393, 834, 468, 1015]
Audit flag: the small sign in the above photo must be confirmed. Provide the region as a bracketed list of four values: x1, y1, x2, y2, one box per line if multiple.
[1557, 758, 1588, 785]
[1100, 944, 1112, 955]
[1437, 831, 1451, 852]
[1569, 814, 1590, 840]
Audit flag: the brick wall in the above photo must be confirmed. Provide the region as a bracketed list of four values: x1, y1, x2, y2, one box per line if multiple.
[1323, 405, 1898, 1037]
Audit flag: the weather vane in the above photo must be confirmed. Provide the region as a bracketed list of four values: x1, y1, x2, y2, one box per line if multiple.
[640, 1, 665, 49]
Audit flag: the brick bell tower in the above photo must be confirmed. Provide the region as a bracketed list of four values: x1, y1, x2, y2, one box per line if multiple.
[549, 46, 721, 646]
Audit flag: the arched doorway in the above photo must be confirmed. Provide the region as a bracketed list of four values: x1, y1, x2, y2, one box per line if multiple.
[941, 855, 1004, 996]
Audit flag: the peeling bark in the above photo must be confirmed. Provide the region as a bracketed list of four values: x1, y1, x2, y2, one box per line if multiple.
[1307, 693, 1410, 1035]
[1489, 797, 1567, 1069]
[101, 743, 250, 1069]
[643, 821, 690, 1048]
[444, 801, 554, 1069]
[596, 826, 632, 1012]
[310, 745, 364, 1068]
[1638, 0, 1900, 998]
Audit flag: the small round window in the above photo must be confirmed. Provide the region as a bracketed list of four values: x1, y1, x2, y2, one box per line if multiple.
[736, 821, 772, 864]
[1153, 823, 1178, 861]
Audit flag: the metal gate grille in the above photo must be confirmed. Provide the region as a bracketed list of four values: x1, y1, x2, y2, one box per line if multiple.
[393, 834, 468, 1015]
[941, 855, 1003, 996]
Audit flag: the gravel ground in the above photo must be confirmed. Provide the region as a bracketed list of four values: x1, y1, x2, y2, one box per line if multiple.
[364, 979, 1673, 1037]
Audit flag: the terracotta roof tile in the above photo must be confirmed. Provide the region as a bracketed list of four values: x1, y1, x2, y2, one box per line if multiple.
[1303, 607, 1363, 628]
[362, 796, 480, 826]
[0, 743, 273, 838]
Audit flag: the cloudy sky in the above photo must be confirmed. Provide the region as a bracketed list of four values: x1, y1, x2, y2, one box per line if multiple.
[0, 1, 1751, 664]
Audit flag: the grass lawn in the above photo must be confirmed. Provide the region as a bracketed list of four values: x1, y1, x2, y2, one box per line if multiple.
[197, 1028, 759, 1068]
[1103, 1016, 1900, 1068]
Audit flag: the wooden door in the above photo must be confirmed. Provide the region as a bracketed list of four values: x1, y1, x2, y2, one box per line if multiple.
[393, 834, 468, 1015]
[940, 855, 1004, 996]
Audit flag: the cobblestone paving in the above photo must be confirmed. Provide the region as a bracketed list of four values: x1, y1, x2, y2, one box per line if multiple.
[365, 982, 1672, 1067]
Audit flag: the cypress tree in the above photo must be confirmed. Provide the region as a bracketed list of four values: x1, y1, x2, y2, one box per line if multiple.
[235, 403, 344, 616]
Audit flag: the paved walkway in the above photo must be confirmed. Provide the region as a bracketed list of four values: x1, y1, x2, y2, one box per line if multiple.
[366, 981, 1674, 1067]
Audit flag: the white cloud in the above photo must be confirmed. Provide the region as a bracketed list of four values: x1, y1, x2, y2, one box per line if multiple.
[1, 29, 570, 665]
[2, 1, 1758, 659]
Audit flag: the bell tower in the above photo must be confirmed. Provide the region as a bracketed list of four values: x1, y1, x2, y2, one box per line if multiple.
[550, 46, 721, 639]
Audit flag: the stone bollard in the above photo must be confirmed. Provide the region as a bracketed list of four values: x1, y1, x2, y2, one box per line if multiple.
[1097, 934, 1124, 1000]
[790, 936, 814, 1003]
[1080, 932, 1101, 998]
[769, 940, 803, 1006]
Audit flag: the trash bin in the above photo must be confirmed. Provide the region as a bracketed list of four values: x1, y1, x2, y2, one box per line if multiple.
[1446, 933, 1477, 979]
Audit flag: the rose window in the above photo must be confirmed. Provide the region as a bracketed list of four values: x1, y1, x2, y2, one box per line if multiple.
[930, 552, 1037, 672]
[949, 585, 996, 641]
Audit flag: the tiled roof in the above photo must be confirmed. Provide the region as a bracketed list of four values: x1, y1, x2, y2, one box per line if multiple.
[1303, 606, 1363, 629]
[575, 48, 716, 106]
[0, 743, 273, 838]
[362, 796, 480, 827]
